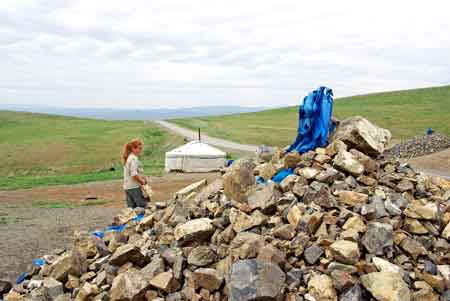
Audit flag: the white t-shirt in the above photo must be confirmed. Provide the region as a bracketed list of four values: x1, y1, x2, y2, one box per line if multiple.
[123, 153, 144, 190]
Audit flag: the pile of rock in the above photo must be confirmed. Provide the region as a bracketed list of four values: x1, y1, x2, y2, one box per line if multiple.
[4, 117, 450, 301]
[385, 133, 450, 158]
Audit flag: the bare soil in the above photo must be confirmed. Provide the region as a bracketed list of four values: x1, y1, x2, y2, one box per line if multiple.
[0, 172, 219, 282]
[408, 148, 450, 179]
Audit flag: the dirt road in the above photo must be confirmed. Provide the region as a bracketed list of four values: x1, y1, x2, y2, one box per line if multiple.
[157, 120, 258, 154]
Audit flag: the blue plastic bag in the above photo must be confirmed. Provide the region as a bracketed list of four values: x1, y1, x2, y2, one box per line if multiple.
[287, 87, 334, 154]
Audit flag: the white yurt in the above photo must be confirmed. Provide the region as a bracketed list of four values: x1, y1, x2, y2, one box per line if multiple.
[165, 141, 226, 172]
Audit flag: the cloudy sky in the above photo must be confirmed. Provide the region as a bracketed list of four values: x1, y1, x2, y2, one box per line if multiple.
[1, 0, 449, 108]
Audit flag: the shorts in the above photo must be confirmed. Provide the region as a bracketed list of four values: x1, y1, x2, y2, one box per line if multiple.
[125, 187, 148, 208]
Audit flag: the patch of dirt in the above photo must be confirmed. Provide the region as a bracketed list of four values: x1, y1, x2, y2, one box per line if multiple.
[0, 206, 119, 282]
[0, 172, 219, 282]
[0, 173, 219, 206]
[407, 148, 450, 179]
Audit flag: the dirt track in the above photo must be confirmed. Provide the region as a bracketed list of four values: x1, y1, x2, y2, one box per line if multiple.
[157, 120, 258, 154]
[0, 172, 219, 282]
[408, 148, 450, 179]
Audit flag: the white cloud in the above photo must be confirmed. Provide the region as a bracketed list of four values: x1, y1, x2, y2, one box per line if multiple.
[0, 0, 449, 108]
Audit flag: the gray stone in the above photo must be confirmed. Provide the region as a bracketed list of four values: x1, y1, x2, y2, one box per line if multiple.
[228, 259, 286, 301]
[304, 244, 324, 265]
[361, 222, 393, 255]
[42, 278, 63, 300]
[187, 246, 217, 267]
[247, 182, 281, 213]
[339, 285, 362, 301]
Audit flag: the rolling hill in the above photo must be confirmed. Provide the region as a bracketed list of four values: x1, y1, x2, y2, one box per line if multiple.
[0, 111, 183, 190]
[171, 85, 450, 147]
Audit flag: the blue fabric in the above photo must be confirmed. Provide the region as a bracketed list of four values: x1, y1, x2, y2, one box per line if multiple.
[91, 230, 105, 238]
[226, 160, 234, 167]
[272, 168, 294, 183]
[131, 213, 145, 222]
[106, 224, 126, 233]
[427, 128, 433, 135]
[287, 87, 334, 154]
[255, 176, 266, 184]
[16, 272, 28, 284]
[32, 258, 46, 267]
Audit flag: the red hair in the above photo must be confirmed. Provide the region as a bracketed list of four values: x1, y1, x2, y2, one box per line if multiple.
[121, 138, 143, 165]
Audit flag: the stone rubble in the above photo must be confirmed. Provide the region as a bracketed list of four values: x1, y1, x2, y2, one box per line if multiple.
[3, 117, 450, 301]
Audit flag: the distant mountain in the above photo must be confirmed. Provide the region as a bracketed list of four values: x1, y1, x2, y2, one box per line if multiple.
[0, 104, 267, 120]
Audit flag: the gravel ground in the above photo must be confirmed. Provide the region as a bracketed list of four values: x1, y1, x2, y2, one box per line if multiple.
[385, 133, 450, 158]
[0, 205, 120, 282]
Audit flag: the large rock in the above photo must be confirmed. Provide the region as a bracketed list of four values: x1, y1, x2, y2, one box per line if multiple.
[332, 116, 391, 157]
[404, 200, 439, 221]
[229, 209, 267, 233]
[149, 271, 180, 293]
[223, 158, 256, 203]
[308, 274, 337, 301]
[329, 240, 360, 264]
[228, 259, 286, 301]
[42, 278, 64, 300]
[174, 218, 215, 242]
[333, 151, 365, 176]
[338, 191, 368, 206]
[110, 269, 150, 301]
[50, 254, 80, 282]
[247, 182, 281, 212]
[361, 272, 410, 301]
[187, 246, 217, 267]
[109, 244, 145, 267]
[190, 268, 224, 291]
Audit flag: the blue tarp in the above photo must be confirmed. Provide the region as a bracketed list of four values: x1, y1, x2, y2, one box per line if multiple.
[286, 86, 334, 154]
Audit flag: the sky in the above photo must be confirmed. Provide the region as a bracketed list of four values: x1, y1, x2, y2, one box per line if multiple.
[1, 0, 450, 109]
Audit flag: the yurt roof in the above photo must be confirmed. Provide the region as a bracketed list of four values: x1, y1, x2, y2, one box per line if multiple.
[166, 141, 226, 158]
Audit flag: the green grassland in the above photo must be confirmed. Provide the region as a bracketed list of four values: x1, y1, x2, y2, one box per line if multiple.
[172, 85, 450, 147]
[0, 111, 183, 190]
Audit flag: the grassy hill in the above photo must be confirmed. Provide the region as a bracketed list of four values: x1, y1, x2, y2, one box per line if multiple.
[172, 85, 450, 147]
[0, 111, 183, 190]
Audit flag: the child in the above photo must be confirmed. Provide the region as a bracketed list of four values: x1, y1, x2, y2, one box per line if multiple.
[122, 138, 148, 208]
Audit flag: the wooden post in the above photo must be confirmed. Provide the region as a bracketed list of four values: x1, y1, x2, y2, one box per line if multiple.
[198, 128, 201, 142]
